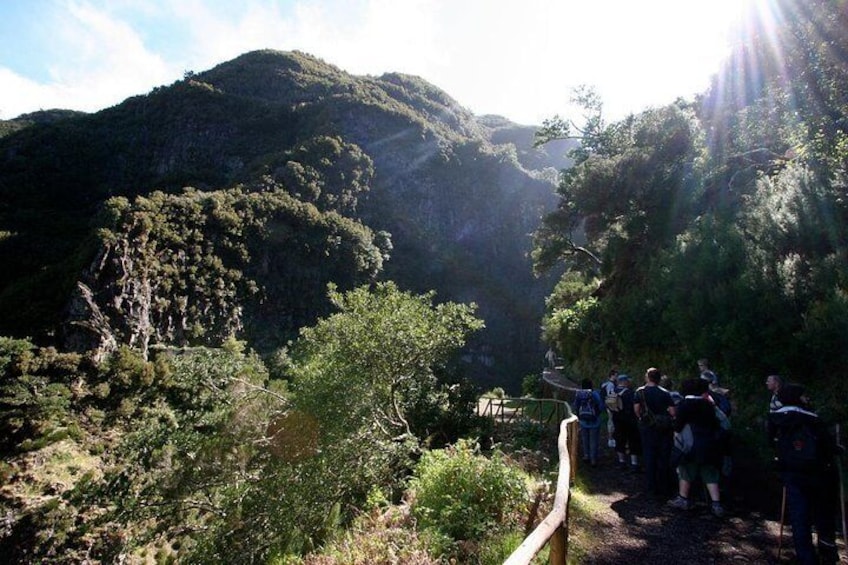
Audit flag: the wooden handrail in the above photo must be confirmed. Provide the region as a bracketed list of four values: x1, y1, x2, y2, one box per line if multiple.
[477, 370, 582, 564]
[504, 415, 578, 565]
[477, 396, 572, 425]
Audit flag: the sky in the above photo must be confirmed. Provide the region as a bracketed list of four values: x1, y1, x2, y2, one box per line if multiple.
[0, 0, 751, 125]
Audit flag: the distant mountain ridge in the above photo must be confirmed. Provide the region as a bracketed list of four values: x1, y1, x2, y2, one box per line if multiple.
[0, 49, 568, 388]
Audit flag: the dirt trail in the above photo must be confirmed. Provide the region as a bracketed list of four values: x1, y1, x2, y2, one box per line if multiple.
[574, 435, 848, 564]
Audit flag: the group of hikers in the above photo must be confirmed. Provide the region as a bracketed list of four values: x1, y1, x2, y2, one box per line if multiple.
[569, 359, 843, 565]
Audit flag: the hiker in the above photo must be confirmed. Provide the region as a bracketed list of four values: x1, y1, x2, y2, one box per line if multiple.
[601, 369, 619, 448]
[697, 358, 719, 386]
[700, 376, 733, 480]
[768, 384, 840, 565]
[611, 373, 641, 471]
[766, 374, 784, 412]
[668, 378, 726, 517]
[545, 347, 557, 369]
[572, 378, 603, 467]
[634, 367, 675, 497]
[660, 374, 682, 405]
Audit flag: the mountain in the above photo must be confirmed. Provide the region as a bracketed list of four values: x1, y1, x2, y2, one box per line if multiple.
[0, 49, 565, 389]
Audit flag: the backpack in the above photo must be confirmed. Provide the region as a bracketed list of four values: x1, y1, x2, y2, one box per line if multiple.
[714, 405, 732, 431]
[671, 423, 694, 468]
[776, 420, 822, 472]
[710, 390, 732, 418]
[605, 387, 623, 412]
[674, 423, 694, 453]
[636, 389, 672, 430]
[575, 390, 599, 422]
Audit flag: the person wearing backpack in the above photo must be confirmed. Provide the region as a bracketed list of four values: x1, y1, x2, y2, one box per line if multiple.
[601, 369, 619, 448]
[611, 374, 641, 471]
[668, 378, 726, 517]
[572, 378, 603, 467]
[634, 367, 676, 497]
[768, 384, 839, 565]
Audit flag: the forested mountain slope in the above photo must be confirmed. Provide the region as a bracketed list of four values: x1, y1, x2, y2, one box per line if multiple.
[0, 49, 564, 388]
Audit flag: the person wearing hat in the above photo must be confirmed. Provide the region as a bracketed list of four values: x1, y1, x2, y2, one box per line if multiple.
[768, 384, 840, 565]
[611, 373, 641, 471]
[697, 358, 719, 386]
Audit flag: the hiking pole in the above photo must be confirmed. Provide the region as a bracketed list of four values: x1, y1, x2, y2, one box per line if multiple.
[837, 424, 847, 546]
[778, 485, 787, 561]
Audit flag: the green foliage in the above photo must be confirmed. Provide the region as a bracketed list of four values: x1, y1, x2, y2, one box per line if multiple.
[68, 185, 386, 356]
[500, 420, 550, 452]
[245, 135, 375, 215]
[0, 341, 286, 563]
[534, 102, 701, 278]
[187, 283, 483, 562]
[533, 0, 848, 427]
[521, 373, 543, 397]
[295, 507, 445, 565]
[409, 440, 529, 541]
[477, 529, 535, 565]
[289, 281, 484, 444]
[0, 280, 487, 563]
[0, 339, 87, 455]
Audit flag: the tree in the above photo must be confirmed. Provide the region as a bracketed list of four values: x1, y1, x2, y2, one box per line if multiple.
[190, 282, 484, 562]
[289, 281, 484, 445]
[533, 101, 701, 282]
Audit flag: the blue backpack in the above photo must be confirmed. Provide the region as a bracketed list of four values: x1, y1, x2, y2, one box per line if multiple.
[576, 390, 599, 422]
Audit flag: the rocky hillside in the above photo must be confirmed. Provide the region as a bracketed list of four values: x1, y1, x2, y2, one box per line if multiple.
[0, 49, 567, 388]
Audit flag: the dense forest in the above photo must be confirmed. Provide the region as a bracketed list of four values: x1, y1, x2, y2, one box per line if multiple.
[1, 0, 847, 562]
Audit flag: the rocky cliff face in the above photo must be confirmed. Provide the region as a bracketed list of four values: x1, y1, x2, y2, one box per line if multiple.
[0, 49, 567, 387]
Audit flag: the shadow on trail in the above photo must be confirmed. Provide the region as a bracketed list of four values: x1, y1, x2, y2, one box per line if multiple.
[573, 439, 796, 564]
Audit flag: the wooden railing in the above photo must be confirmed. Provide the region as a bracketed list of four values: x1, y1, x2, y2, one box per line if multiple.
[505, 415, 578, 565]
[476, 395, 579, 564]
[477, 396, 571, 426]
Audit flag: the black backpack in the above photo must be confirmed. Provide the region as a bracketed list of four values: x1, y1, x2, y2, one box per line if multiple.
[636, 389, 672, 430]
[776, 419, 823, 472]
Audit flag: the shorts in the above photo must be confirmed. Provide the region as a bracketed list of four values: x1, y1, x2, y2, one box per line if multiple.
[677, 461, 720, 484]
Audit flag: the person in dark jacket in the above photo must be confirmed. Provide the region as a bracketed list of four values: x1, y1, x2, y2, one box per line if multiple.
[668, 378, 725, 517]
[634, 367, 675, 497]
[612, 373, 641, 471]
[768, 384, 839, 565]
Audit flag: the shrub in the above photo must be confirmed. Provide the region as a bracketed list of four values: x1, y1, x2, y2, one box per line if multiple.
[409, 440, 529, 541]
[298, 506, 444, 565]
[521, 373, 542, 397]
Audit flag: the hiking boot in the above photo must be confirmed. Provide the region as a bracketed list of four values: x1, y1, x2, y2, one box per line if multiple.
[667, 495, 692, 510]
[711, 502, 725, 518]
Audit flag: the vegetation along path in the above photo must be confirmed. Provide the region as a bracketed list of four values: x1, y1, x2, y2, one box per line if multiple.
[570, 436, 848, 564]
